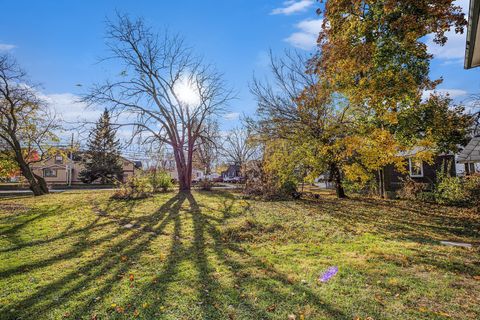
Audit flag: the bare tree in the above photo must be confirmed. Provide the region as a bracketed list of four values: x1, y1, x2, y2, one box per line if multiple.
[0, 54, 58, 196]
[249, 50, 351, 198]
[83, 14, 233, 190]
[196, 118, 220, 176]
[220, 127, 260, 170]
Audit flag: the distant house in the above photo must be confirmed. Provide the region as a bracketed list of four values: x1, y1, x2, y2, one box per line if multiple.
[465, 0, 480, 69]
[166, 168, 204, 182]
[221, 164, 241, 182]
[457, 135, 480, 175]
[378, 150, 456, 195]
[31, 152, 142, 186]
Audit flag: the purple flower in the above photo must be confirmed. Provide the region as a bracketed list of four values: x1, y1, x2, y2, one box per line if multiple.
[319, 266, 338, 282]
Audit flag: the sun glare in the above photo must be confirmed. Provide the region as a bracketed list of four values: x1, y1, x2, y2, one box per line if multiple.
[174, 76, 200, 107]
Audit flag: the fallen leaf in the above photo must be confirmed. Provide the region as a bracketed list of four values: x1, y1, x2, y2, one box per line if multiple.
[266, 304, 276, 312]
[129, 274, 135, 282]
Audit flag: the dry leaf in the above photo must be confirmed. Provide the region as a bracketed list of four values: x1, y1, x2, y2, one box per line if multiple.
[266, 304, 276, 312]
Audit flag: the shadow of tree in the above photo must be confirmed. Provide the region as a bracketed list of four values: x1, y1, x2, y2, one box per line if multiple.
[2, 193, 187, 320]
[5, 191, 475, 319]
[110, 192, 347, 319]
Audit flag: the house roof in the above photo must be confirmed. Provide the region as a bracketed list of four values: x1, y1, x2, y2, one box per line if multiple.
[457, 136, 480, 163]
[465, 0, 480, 69]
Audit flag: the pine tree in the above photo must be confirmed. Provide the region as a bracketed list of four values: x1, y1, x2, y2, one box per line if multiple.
[80, 109, 123, 184]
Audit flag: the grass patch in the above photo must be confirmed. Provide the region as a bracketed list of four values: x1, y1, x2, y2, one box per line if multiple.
[0, 190, 479, 319]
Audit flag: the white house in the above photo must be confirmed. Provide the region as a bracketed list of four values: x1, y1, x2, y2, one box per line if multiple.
[465, 0, 480, 69]
[457, 135, 480, 175]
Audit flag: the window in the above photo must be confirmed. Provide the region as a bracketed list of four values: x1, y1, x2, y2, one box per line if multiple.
[409, 158, 423, 177]
[43, 168, 57, 177]
[465, 162, 477, 175]
[55, 155, 63, 164]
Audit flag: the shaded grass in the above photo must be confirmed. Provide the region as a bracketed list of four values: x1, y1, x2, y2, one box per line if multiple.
[0, 189, 479, 319]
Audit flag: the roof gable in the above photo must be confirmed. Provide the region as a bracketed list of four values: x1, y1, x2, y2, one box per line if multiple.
[458, 136, 480, 163]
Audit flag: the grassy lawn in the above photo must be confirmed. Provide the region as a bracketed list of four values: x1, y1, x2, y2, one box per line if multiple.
[0, 190, 479, 320]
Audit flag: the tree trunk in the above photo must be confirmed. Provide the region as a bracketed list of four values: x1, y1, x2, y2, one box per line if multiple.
[378, 169, 385, 198]
[17, 160, 49, 196]
[173, 146, 192, 191]
[329, 162, 346, 199]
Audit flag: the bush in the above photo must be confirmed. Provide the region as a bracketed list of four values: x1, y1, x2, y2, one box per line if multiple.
[243, 164, 299, 200]
[148, 171, 173, 193]
[464, 174, 480, 211]
[343, 178, 378, 196]
[397, 177, 429, 200]
[416, 191, 436, 203]
[111, 176, 152, 200]
[434, 175, 467, 205]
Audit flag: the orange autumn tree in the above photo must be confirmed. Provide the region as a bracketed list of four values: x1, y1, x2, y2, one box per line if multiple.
[310, 0, 467, 194]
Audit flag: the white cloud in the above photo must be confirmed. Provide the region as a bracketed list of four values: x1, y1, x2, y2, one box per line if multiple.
[271, 0, 314, 15]
[43, 93, 100, 124]
[0, 43, 16, 51]
[422, 88, 468, 100]
[285, 19, 323, 50]
[426, 0, 469, 62]
[224, 112, 240, 121]
[43, 93, 156, 146]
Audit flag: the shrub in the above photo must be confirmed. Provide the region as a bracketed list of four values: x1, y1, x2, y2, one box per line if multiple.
[434, 175, 467, 205]
[243, 162, 299, 200]
[464, 174, 480, 211]
[416, 191, 436, 203]
[397, 177, 429, 200]
[343, 178, 378, 196]
[148, 171, 173, 193]
[111, 176, 152, 200]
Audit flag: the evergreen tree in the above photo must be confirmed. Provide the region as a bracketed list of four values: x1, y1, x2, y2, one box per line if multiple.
[80, 109, 123, 183]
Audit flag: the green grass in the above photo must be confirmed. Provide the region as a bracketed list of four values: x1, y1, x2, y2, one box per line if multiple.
[0, 190, 479, 319]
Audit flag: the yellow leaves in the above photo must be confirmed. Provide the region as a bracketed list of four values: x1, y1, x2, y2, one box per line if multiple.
[120, 255, 128, 262]
[387, 277, 399, 286]
[342, 128, 403, 181]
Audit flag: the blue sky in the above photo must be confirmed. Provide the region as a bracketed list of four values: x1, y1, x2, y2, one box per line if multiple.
[1, 0, 479, 139]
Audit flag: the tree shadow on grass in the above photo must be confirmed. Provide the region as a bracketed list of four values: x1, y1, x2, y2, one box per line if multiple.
[116, 192, 347, 319]
[1, 192, 187, 320]
[3, 191, 351, 319]
[302, 197, 480, 243]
